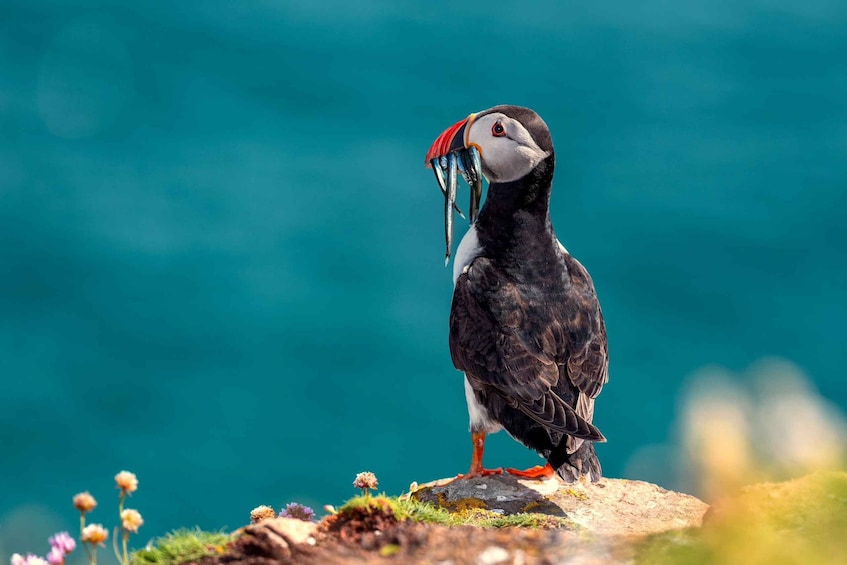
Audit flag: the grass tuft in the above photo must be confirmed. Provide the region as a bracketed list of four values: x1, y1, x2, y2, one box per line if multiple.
[337, 494, 575, 529]
[131, 528, 233, 565]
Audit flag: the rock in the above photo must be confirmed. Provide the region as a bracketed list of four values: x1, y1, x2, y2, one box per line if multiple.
[221, 517, 318, 563]
[411, 474, 708, 537]
[202, 477, 708, 564]
[475, 546, 510, 565]
[193, 473, 847, 564]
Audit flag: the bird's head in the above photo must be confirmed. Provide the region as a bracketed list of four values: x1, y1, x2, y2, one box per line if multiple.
[424, 105, 555, 263]
[425, 105, 553, 184]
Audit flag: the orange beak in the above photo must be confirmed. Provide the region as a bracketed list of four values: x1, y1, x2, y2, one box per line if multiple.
[425, 115, 473, 166]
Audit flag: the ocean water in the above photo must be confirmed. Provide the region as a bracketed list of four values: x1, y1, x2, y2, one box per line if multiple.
[1, 0, 846, 551]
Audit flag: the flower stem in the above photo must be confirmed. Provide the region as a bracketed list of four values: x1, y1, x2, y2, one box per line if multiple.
[82, 542, 93, 565]
[80, 514, 93, 565]
[122, 531, 129, 565]
[91, 546, 97, 565]
[112, 527, 122, 564]
[116, 490, 126, 564]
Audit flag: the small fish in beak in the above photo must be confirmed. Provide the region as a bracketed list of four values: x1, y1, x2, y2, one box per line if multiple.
[425, 115, 484, 264]
[431, 157, 465, 220]
[444, 152, 458, 264]
[460, 146, 483, 224]
[428, 147, 483, 264]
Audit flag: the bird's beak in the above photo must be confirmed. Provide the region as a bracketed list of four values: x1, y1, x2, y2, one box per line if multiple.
[424, 114, 484, 265]
[425, 116, 472, 166]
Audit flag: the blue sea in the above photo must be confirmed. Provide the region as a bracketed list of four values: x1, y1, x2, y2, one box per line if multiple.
[2, 0, 846, 553]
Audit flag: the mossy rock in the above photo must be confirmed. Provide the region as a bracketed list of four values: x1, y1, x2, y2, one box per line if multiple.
[411, 474, 708, 536]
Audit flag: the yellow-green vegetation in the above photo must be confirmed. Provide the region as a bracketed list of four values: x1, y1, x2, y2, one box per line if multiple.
[456, 508, 576, 529]
[338, 494, 576, 529]
[131, 528, 233, 565]
[379, 544, 402, 557]
[565, 488, 587, 501]
[636, 471, 847, 565]
[425, 490, 496, 513]
[339, 493, 454, 525]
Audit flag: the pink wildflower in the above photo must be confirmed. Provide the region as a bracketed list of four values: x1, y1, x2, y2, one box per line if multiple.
[11, 556, 48, 565]
[46, 548, 63, 565]
[353, 471, 378, 492]
[48, 532, 76, 554]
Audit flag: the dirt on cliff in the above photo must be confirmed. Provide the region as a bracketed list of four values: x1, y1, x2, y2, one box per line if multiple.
[197, 475, 709, 565]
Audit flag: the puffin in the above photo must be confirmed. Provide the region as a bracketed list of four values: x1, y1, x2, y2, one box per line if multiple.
[424, 105, 609, 482]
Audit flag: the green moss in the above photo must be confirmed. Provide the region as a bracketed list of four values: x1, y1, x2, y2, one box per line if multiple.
[131, 528, 233, 565]
[339, 494, 402, 516]
[458, 509, 576, 529]
[338, 494, 576, 530]
[395, 497, 461, 526]
[444, 496, 487, 513]
[635, 472, 847, 565]
[339, 494, 459, 526]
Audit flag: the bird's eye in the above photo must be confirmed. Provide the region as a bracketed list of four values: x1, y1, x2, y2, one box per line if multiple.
[492, 122, 506, 137]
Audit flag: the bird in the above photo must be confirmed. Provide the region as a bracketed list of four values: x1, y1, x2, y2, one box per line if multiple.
[424, 105, 609, 482]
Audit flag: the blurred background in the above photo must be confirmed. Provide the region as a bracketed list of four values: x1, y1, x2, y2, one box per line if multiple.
[1, 0, 845, 553]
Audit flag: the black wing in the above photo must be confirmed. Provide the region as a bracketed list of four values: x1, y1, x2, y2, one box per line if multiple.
[449, 252, 608, 442]
[561, 252, 609, 401]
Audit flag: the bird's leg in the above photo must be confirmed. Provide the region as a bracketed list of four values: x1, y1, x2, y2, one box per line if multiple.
[505, 463, 556, 479]
[457, 431, 502, 478]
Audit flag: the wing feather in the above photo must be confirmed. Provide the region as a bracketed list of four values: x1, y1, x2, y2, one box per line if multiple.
[450, 250, 608, 442]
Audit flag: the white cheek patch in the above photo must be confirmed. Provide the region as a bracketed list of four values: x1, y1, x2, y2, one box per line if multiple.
[515, 144, 548, 171]
[468, 113, 549, 183]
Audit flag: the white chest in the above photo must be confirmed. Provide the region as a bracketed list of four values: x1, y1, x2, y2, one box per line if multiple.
[452, 225, 483, 285]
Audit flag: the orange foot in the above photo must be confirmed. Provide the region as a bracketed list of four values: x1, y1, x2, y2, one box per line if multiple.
[452, 431, 504, 480]
[505, 463, 555, 479]
[456, 467, 503, 480]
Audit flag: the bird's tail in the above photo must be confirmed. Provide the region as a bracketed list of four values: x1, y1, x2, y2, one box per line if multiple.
[553, 440, 602, 483]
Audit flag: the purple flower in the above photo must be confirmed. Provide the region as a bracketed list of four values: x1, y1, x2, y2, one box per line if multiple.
[279, 502, 315, 521]
[48, 532, 76, 554]
[46, 548, 63, 565]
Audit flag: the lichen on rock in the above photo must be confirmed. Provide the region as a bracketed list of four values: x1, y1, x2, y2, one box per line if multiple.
[411, 473, 708, 537]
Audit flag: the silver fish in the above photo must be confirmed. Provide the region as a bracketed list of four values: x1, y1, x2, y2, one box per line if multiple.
[431, 147, 484, 264]
[445, 152, 458, 265]
[431, 158, 465, 219]
[459, 146, 483, 223]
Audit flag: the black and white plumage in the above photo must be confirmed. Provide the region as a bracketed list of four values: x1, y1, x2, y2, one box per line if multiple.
[426, 105, 609, 482]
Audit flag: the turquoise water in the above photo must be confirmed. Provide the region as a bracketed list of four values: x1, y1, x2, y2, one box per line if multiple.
[2, 0, 846, 550]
